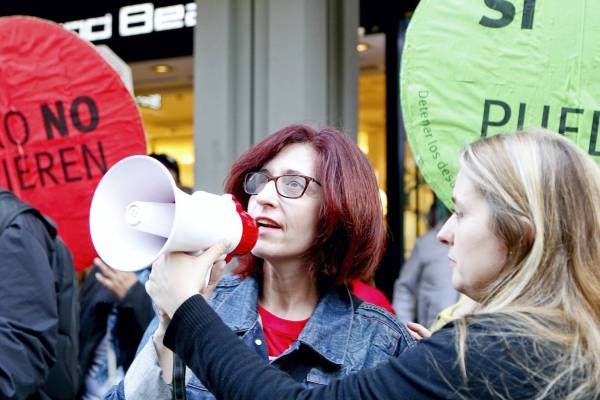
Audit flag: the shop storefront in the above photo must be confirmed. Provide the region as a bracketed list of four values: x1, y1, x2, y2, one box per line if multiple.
[1, 0, 432, 298]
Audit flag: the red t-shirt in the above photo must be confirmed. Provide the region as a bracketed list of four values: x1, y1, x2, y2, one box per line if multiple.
[257, 304, 309, 357]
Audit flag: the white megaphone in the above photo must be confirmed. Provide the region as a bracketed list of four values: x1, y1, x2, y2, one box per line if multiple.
[89, 155, 258, 272]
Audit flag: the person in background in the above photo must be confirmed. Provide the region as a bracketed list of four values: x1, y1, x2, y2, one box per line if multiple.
[148, 130, 600, 399]
[0, 189, 79, 400]
[78, 259, 153, 400]
[149, 153, 192, 194]
[108, 124, 414, 400]
[393, 201, 459, 326]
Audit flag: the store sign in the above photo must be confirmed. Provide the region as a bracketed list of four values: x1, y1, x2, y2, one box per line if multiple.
[0, 16, 147, 270]
[63, 2, 196, 42]
[401, 0, 600, 208]
[0, 2, 194, 62]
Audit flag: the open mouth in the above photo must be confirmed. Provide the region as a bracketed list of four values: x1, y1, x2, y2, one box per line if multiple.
[256, 217, 282, 229]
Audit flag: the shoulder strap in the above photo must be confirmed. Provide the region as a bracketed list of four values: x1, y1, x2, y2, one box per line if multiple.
[0, 190, 56, 237]
[0, 190, 36, 233]
[172, 355, 187, 400]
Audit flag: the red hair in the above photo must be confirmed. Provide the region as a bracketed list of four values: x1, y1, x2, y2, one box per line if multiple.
[225, 124, 386, 288]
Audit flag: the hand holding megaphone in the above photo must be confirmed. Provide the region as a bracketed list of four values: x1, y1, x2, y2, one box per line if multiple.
[146, 242, 229, 318]
[89, 155, 258, 272]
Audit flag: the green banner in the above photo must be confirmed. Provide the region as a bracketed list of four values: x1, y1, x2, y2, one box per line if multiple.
[401, 0, 600, 207]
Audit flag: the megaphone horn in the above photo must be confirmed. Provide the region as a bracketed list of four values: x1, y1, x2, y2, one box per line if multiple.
[89, 155, 258, 272]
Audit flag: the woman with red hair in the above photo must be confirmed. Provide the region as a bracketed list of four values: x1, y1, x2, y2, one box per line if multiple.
[110, 124, 413, 400]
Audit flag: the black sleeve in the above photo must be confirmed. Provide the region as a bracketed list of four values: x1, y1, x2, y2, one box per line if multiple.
[0, 214, 58, 399]
[164, 295, 470, 400]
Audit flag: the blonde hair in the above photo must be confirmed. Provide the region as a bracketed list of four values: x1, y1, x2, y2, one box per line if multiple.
[455, 129, 600, 399]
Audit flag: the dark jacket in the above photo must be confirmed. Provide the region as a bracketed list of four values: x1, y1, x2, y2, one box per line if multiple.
[106, 275, 415, 400]
[163, 295, 562, 400]
[0, 189, 80, 400]
[0, 211, 59, 400]
[78, 266, 154, 394]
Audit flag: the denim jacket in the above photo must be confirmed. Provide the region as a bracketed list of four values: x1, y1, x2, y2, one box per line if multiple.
[106, 275, 415, 400]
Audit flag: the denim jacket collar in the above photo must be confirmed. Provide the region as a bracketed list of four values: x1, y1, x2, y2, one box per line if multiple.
[296, 285, 354, 366]
[214, 276, 355, 366]
[213, 277, 260, 333]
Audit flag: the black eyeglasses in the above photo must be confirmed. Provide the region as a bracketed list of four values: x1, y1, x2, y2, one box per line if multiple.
[244, 172, 321, 199]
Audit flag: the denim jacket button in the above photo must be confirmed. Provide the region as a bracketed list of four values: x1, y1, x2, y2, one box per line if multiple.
[255, 339, 263, 346]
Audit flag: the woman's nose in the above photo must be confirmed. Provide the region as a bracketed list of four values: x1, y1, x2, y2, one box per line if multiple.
[254, 179, 278, 206]
[437, 215, 455, 246]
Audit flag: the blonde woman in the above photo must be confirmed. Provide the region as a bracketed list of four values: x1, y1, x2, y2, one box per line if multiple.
[147, 130, 600, 399]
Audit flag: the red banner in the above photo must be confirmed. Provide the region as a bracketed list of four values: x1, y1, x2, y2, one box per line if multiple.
[0, 16, 147, 271]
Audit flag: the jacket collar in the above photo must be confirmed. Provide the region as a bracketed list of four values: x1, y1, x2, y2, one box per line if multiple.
[214, 277, 355, 366]
[296, 285, 354, 366]
[213, 276, 260, 333]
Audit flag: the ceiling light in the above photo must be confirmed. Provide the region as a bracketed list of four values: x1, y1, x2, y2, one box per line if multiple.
[135, 94, 162, 110]
[357, 43, 370, 53]
[151, 64, 173, 73]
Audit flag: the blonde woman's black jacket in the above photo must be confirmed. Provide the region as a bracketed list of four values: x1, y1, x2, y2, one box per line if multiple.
[164, 295, 558, 399]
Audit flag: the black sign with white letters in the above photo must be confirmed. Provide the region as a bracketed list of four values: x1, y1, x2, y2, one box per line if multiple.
[0, 0, 194, 62]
